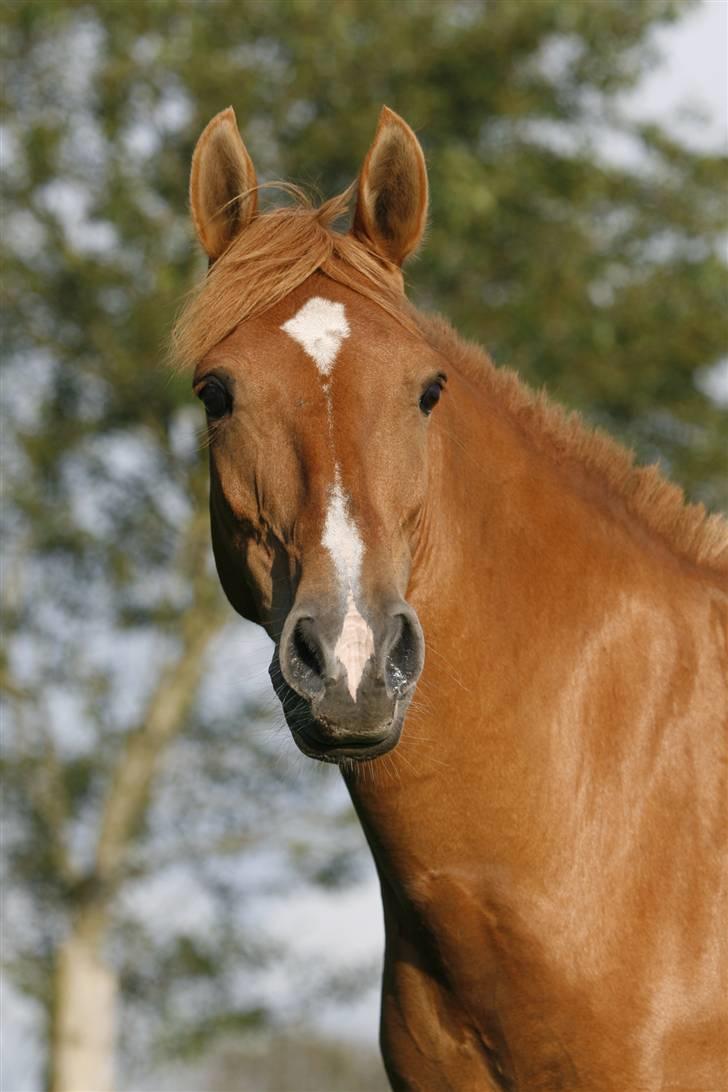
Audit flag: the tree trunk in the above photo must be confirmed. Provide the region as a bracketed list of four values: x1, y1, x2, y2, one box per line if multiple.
[44, 515, 223, 1090]
[50, 912, 116, 1092]
[47, 599, 223, 1091]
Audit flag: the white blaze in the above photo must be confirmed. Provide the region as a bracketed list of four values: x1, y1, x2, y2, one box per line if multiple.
[322, 476, 375, 701]
[335, 591, 376, 702]
[281, 297, 374, 701]
[321, 474, 364, 589]
[280, 296, 350, 376]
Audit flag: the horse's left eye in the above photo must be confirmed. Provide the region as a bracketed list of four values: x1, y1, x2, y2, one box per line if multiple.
[419, 381, 443, 416]
[197, 377, 231, 419]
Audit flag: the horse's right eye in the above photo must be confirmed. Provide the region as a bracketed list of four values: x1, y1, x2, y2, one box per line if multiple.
[197, 377, 231, 419]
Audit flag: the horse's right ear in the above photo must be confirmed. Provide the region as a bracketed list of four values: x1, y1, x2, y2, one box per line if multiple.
[189, 106, 257, 263]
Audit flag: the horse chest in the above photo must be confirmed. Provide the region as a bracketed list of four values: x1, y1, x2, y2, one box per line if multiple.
[381, 870, 721, 1090]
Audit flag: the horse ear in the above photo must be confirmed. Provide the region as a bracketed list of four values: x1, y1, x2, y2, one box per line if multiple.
[352, 106, 428, 266]
[189, 106, 257, 263]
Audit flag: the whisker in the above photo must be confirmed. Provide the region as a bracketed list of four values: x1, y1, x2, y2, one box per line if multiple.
[425, 641, 473, 695]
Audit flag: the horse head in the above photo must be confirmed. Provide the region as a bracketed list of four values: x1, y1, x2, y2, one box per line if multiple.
[178, 106, 447, 763]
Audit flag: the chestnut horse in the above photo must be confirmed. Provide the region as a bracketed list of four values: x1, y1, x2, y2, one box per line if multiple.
[174, 107, 728, 1089]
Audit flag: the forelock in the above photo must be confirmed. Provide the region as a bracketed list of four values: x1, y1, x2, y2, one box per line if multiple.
[170, 188, 416, 371]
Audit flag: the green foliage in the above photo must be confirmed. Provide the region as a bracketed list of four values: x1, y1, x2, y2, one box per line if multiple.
[157, 1008, 269, 1063]
[1, 0, 726, 1086]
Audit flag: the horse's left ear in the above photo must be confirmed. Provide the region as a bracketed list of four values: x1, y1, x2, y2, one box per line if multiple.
[352, 106, 428, 266]
[190, 106, 258, 263]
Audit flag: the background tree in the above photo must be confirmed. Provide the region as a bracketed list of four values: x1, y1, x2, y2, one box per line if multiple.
[2, 0, 725, 1089]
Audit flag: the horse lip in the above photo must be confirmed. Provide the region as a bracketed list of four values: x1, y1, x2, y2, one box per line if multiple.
[295, 719, 402, 763]
[313, 716, 394, 746]
[276, 673, 406, 762]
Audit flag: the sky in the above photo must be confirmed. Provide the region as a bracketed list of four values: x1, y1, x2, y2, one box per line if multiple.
[622, 1, 727, 406]
[623, 0, 726, 151]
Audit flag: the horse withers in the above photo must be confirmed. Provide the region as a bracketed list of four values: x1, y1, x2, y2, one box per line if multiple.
[174, 106, 728, 1090]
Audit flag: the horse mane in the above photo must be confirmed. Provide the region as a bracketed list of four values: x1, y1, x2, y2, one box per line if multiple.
[417, 312, 728, 576]
[172, 188, 728, 576]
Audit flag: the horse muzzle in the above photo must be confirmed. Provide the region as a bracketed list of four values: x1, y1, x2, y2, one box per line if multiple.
[272, 598, 425, 763]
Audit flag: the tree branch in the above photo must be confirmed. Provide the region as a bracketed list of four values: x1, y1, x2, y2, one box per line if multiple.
[93, 605, 223, 889]
[93, 513, 228, 892]
[2, 680, 78, 889]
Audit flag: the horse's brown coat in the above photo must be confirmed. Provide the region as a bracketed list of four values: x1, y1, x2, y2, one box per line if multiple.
[178, 107, 728, 1089]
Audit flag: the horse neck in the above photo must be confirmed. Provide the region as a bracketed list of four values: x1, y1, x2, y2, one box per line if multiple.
[344, 353, 717, 884]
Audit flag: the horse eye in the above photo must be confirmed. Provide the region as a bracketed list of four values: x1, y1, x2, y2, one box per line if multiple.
[197, 377, 231, 419]
[419, 381, 443, 416]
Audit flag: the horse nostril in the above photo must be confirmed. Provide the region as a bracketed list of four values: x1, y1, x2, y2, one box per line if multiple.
[281, 603, 423, 706]
[292, 619, 323, 678]
[277, 611, 333, 703]
[385, 610, 424, 697]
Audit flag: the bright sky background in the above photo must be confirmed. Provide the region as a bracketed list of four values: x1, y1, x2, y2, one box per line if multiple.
[622, 0, 727, 151]
[628, 0, 727, 405]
